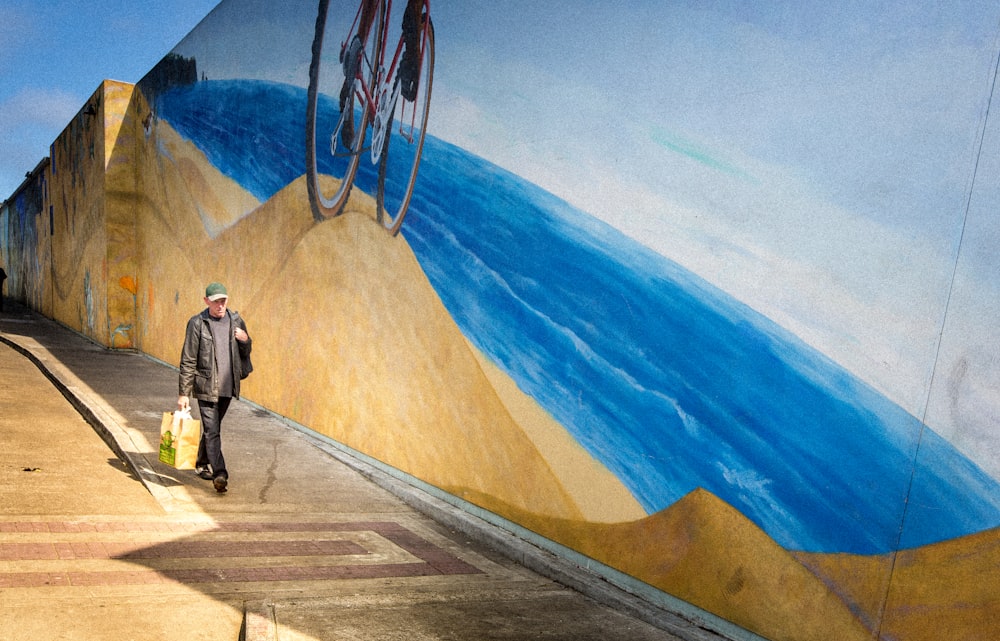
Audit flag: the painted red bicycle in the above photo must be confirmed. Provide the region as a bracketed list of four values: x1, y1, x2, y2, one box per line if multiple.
[306, 0, 435, 235]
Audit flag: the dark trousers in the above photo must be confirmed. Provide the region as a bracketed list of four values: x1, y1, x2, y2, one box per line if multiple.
[196, 397, 231, 478]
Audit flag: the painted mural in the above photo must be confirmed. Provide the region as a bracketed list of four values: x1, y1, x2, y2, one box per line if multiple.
[11, 1, 1000, 640]
[2, 164, 49, 313]
[37, 80, 143, 347]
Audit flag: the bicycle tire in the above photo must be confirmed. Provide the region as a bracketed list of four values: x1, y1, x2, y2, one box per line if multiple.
[305, 0, 375, 222]
[376, 14, 434, 236]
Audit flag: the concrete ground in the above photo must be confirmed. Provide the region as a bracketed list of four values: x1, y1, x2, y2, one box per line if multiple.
[0, 300, 736, 641]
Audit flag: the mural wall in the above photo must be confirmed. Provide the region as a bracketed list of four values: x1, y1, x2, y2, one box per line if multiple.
[12, 1, 1000, 640]
[1, 159, 50, 314]
[35, 79, 141, 346]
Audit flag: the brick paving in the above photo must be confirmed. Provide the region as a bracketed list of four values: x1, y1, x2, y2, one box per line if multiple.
[0, 519, 481, 589]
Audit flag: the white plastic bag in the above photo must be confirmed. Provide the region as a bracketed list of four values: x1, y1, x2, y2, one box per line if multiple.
[158, 408, 201, 469]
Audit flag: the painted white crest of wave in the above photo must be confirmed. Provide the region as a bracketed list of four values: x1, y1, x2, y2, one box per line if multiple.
[418, 197, 691, 407]
[411, 202, 709, 494]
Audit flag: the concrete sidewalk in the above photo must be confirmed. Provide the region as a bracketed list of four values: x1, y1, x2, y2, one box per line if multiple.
[0, 300, 733, 641]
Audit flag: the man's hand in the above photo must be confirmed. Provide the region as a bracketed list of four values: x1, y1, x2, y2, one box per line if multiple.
[235, 327, 249, 342]
[178, 395, 190, 411]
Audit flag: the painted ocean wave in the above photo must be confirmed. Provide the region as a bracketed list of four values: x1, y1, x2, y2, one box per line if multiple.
[154, 79, 1000, 554]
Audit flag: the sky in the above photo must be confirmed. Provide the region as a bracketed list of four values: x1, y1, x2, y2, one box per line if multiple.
[0, 0, 221, 201]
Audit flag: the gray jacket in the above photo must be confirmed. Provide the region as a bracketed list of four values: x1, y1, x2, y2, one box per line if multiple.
[178, 309, 252, 401]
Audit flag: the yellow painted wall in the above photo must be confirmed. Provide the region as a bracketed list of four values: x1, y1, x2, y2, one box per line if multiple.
[103, 81, 140, 349]
[45, 80, 140, 348]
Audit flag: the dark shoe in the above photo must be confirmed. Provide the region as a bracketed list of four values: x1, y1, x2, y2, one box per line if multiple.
[195, 466, 213, 480]
[399, 10, 422, 101]
[339, 93, 355, 148]
[339, 36, 362, 147]
[341, 35, 362, 80]
[399, 50, 419, 102]
[213, 475, 228, 493]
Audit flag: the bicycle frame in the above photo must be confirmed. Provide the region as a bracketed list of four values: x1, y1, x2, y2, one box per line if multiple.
[306, 0, 434, 232]
[340, 0, 429, 161]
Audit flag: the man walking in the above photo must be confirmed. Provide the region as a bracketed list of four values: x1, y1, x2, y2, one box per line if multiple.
[177, 283, 252, 492]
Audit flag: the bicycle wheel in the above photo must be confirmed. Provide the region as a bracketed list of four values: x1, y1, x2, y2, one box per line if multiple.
[305, 0, 378, 221]
[376, 13, 434, 236]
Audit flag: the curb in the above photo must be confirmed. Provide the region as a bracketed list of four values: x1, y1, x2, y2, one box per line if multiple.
[241, 601, 277, 641]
